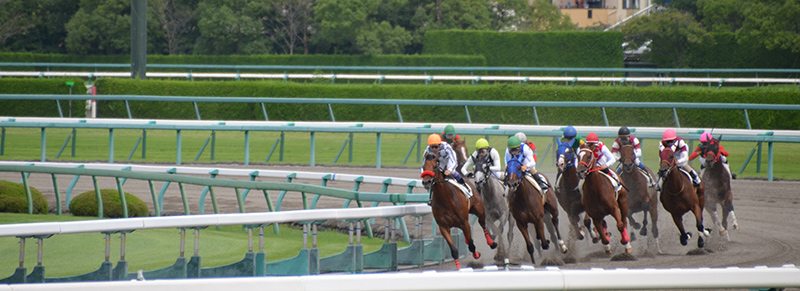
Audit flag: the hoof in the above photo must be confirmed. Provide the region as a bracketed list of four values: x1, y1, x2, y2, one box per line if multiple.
[473, 251, 481, 259]
[604, 245, 612, 254]
[592, 237, 600, 244]
[632, 222, 641, 229]
[719, 229, 727, 237]
[732, 223, 739, 230]
[559, 240, 568, 254]
[542, 241, 550, 250]
[640, 227, 648, 236]
[702, 228, 711, 237]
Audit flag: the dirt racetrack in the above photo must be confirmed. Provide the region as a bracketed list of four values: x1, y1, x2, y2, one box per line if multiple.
[3, 162, 800, 274]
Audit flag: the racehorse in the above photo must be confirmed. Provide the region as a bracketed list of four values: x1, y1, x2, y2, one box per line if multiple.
[576, 145, 632, 254]
[421, 152, 497, 269]
[505, 158, 567, 265]
[618, 143, 659, 245]
[700, 138, 739, 239]
[470, 153, 513, 263]
[658, 147, 710, 248]
[555, 141, 588, 241]
[452, 138, 469, 174]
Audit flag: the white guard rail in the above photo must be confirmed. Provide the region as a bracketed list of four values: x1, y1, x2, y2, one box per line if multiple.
[2, 71, 799, 85]
[1, 264, 798, 291]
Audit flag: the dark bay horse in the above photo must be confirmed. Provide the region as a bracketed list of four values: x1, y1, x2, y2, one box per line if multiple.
[618, 144, 659, 246]
[576, 146, 632, 254]
[658, 147, 710, 248]
[555, 141, 587, 241]
[505, 158, 567, 265]
[421, 153, 497, 269]
[701, 138, 739, 239]
[471, 153, 513, 262]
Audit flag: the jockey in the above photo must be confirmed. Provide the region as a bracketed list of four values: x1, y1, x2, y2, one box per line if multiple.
[439, 125, 462, 146]
[611, 126, 656, 187]
[505, 136, 549, 191]
[515, 132, 537, 162]
[561, 125, 586, 156]
[584, 132, 623, 192]
[423, 133, 469, 205]
[689, 132, 736, 179]
[659, 129, 701, 187]
[461, 138, 502, 178]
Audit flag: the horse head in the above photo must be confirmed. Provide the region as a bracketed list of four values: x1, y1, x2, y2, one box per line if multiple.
[556, 141, 575, 173]
[472, 151, 492, 186]
[505, 158, 523, 191]
[421, 153, 442, 190]
[619, 144, 637, 173]
[702, 139, 721, 168]
[575, 145, 595, 180]
[658, 147, 677, 178]
[452, 138, 468, 171]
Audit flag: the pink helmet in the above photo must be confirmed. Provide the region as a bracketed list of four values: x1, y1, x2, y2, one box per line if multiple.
[662, 129, 677, 141]
[700, 132, 712, 143]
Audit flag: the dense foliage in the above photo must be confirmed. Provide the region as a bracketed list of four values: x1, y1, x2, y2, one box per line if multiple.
[69, 189, 149, 218]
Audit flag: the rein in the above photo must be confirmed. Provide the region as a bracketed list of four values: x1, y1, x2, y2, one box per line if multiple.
[659, 154, 685, 195]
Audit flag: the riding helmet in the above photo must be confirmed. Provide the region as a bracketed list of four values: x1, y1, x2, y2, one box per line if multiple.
[514, 132, 527, 142]
[618, 126, 630, 136]
[475, 138, 490, 150]
[563, 126, 577, 138]
[507, 136, 521, 148]
[428, 133, 442, 145]
[700, 132, 712, 143]
[662, 129, 677, 141]
[586, 132, 599, 143]
[444, 125, 455, 135]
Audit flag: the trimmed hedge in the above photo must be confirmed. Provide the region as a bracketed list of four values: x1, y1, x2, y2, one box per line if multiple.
[89, 79, 800, 130]
[423, 30, 624, 68]
[68, 189, 149, 218]
[0, 180, 48, 214]
[0, 78, 87, 117]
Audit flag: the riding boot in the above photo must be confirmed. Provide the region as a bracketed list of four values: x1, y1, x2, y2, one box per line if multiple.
[534, 173, 549, 191]
[690, 170, 701, 187]
[639, 162, 655, 187]
[427, 192, 432, 206]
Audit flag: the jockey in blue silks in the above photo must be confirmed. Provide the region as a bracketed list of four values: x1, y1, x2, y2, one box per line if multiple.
[504, 136, 549, 191]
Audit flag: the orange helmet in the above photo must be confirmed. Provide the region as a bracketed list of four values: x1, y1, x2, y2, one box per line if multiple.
[427, 134, 442, 145]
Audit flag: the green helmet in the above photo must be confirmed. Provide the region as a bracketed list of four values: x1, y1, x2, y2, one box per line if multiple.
[507, 136, 521, 148]
[444, 125, 455, 135]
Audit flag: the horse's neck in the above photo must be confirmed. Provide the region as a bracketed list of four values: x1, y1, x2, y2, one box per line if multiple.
[664, 168, 689, 191]
[480, 176, 504, 202]
[560, 166, 580, 187]
[431, 182, 459, 205]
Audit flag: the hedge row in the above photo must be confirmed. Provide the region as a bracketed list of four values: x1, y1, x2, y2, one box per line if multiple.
[86, 79, 800, 130]
[423, 30, 624, 69]
[683, 33, 800, 71]
[0, 78, 87, 117]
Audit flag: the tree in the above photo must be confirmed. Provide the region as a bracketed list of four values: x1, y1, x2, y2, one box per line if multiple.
[1, 0, 80, 53]
[697, 0, 745, 33]
[150, 0, 197, 55]
[313, 0, 381, 54]
[736, 0, 800, 53]
[355, 21, 412, 55]
[257, 0, 313, 55]
[193, 0, 269, 55]
[65, 0, 132, 55]
[516, 0, 576, 32]
[0, 0, 37, 46]
[408, 0, 492, 53]
[621, 8, 711, 67]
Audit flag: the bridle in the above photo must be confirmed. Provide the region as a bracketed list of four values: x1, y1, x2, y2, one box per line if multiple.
[421, 154, 443, 189]
[577, 147, 600, 179]
[504, 158, 522, 190]
[619, 144, 636, 173]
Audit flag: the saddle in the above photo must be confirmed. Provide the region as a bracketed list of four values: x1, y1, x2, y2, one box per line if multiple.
[677, 168, 694, 182]
[523, 175, 546, 205]
[597, 171, 620, 200]
[446, 179, 473, 199]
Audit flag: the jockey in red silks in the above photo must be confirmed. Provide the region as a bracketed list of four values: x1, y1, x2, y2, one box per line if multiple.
[584, 132, 623, 192]
[659, 129, 701, 187]
[689, 132, 735, 179]
[611, 126, 656, 187]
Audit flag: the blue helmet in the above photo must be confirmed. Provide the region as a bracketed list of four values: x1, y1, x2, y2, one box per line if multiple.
[563, 126, 577, 138]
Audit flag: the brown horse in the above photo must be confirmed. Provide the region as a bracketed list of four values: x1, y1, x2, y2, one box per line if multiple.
[658, 147, 710, 248]
[700, 138, 739, 239]
[421, 152, 497, 269]
[576, 146, 632, 254]
[555, 140, 587, 241]
[452, 138, 469, 174]
[618, 144, 659, 246]
[505, 158, 567, 265]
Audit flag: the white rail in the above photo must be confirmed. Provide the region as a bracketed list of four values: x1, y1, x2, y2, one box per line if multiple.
[1, 264, 798, 290]
[1, 71, 799, 85]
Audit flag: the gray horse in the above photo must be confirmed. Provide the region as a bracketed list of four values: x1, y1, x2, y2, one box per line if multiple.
[470, 154, 513, 264]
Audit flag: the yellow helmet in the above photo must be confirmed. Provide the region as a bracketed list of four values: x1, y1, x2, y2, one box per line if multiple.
[427, 133, 442, 145]
[475, 138, 489, 149]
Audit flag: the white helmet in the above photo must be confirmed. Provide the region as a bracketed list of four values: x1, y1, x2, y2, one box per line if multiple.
[514, 132, 527, 143]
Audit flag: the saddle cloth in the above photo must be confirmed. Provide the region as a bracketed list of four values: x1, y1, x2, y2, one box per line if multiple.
[677, 168, 694, 182]
[597, 171, 620, 200]
[446, 179, 473, 199]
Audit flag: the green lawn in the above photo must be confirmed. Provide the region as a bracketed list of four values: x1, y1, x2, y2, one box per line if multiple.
[0, 213, 401, 277]
[0, 128, 795, 180]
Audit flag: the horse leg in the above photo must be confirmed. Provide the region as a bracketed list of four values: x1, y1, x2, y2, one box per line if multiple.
[692, 204, 709, 249]
[470, 197, 498, 249]
[545, 202, 567, 253]
[612, 207, 632, 253]
[439, 226, 462, 269]
[706, 201, 723, 236]
[724, 194, 738, 231]
[593, 216, 613, 254]
[649, 200, 661, 253]
[515, 220, 536, 265]
[640, 201, 650, 237]
[671, 213, 690, 246]
[584, 214, 599, 243]
[533, 215, 550, 251]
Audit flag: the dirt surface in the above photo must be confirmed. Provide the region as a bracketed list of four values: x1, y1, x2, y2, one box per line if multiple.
[4, 163, 800, 274]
